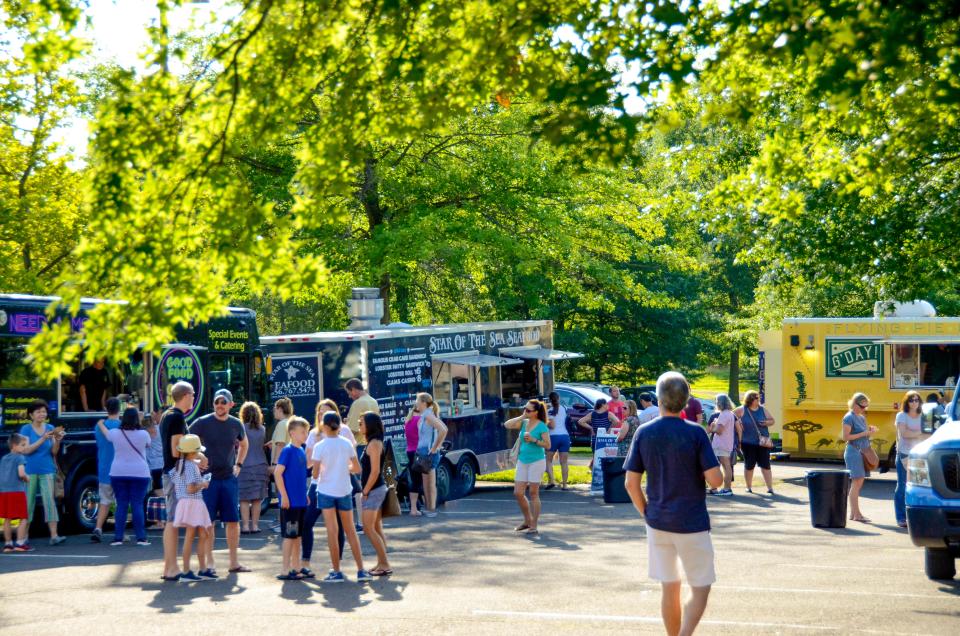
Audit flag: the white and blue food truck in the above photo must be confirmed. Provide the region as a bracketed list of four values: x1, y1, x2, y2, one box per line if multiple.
[260, 288, 582, 502]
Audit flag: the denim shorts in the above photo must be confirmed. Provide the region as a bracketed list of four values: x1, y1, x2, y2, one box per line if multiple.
[202, 476, 240, 523]
[361, 485, 388, 511]
[316, 492, 353, 511]
[417, 448, 441, 471]
[549, 435, 571, 453]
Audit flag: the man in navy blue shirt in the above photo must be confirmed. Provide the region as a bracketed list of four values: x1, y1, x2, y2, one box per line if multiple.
[625, 372, 722, 636]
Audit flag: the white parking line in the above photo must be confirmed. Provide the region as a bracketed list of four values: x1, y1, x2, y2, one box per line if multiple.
[1, 554, 107, 559]
[777, 563, 910, 572]
[471, 609, 838, 632]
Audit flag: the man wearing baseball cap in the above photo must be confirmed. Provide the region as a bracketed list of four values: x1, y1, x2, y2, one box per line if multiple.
[189, 388, 249, 574]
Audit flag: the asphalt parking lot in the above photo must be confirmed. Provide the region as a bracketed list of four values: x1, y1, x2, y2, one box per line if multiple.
[1, 462, 958, 635]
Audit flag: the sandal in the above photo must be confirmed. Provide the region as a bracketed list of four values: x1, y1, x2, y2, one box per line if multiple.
[852, 516, 872, 523]
[277, 570, 303, 581]
[299, 568, 316, 579]
[370, 567, 393, 576]
[525, 527, 540, 535]
[229, 565, 252, 573]
[250, 528, 262, 534]
[514, 524, 530, 532]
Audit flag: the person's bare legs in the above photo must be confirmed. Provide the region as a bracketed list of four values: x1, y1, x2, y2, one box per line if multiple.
[162, 523, 180, 577]
[95, 499, 110, 534]
[182, 526, 196, 573]
[198, 528, 208, 571]
[761, 467, 774, 492]
[240, 501, 251, 532]
[545, 450, 556, 486]
[322, 508, 341, 572]
[362, 508, 388, 570]
[849, 478, 866, 519]
[559, 452, 569, 487]
[226, 521, 242, 569]
[251, 499, 262, 531]
[528, 483, 541, 531]
[718, 456, 733, 491]
[679, 585, 712, 636]
[376, 512, 387, 552]
[513, 483, 531, 527]
[661, 581, 682, 636]
[424, 469, 437, 512]
[339, 509, 365, 571]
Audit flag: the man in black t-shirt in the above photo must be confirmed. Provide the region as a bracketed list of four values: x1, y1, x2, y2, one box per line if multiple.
[79, 359, 109, 411]
[160, 381, 195, 582]
[190, 388, 249, 574]
[625, 371, 723, 636]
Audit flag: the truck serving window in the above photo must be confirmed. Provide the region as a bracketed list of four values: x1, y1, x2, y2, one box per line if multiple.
[500, 360, 539, 402]
[0, 338, 45, 389]
[61, 351, 147, 413]
[210, 354, 248, 406]
[892, 344, 960, 388]
[433, 362, 477, 412]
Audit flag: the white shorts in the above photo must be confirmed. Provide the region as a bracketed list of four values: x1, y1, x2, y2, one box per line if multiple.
[98, 483, 116, 506]
[646, 526, 716, 587]
[515, 459, 546, 484]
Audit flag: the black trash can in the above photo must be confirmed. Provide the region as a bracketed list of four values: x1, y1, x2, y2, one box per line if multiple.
[806, 470, 851, 528]
[601, 457, 631, 504]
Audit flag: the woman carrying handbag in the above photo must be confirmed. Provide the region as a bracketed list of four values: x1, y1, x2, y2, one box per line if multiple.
[412, 393, 447, 517]
[733, 391, 776, 495]
[842, 393, 878, 523]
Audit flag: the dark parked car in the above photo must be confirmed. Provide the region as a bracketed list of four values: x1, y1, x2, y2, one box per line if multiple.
[554, 383, 618, 446]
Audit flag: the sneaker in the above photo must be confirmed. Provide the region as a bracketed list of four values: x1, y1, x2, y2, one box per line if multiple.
[110, 540, 124, 546]
[179, 570, 203, 583]
[717, 489, 734, 497]
[136, 540, 152, 546]
[355, 525, 364, 534]
[49, 536, 66, 546]
[707, 489, 720, 496]
[13, 543, 34, 552]
[322, 571, 346, 583]
[91, 528, 103, 543]
[424, 510, 438, 518]
[197, 568, 219, 580]
[766, 489, 775, 495]
[357, 569, 373, 582]
[3, 544, 13, 553]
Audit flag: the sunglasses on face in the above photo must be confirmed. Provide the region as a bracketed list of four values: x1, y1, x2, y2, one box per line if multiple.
[857, 402, 869, 408]
[908, 397, 920, 402]
[523, 407, 535, 413]
[214, 400, 228, 406]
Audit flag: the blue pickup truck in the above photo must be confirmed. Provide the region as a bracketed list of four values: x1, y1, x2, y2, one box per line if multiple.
[906, 391, 960, 580]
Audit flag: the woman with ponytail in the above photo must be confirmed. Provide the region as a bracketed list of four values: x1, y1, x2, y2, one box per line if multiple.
[413, 393, 447, 517]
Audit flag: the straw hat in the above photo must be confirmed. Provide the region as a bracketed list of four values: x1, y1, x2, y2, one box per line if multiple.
[176, 434, 205, 454]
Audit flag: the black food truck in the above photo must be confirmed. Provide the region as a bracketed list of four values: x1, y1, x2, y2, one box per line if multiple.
[260, 288, 582, 503]
[0, 294, 268, 531]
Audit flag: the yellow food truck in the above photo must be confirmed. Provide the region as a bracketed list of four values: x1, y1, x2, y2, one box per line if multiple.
[760, 304, 960, 467]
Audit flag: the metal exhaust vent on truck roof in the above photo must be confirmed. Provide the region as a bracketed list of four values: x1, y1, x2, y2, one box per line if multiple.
[348, 287, 384, 330]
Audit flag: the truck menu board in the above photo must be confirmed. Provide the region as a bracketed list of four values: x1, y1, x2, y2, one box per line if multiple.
[366, 324, 552, 442]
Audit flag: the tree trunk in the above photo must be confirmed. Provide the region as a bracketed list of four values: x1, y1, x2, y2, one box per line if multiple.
[728, 347, 741, 405]
[593, 364, 602, 383]
[379, 271, 392, 325]
[22, 244, 31, 271]
[359, 156, 390, 323]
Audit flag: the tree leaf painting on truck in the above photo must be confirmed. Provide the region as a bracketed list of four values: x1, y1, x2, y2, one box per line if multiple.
[783, 420, 822, 455]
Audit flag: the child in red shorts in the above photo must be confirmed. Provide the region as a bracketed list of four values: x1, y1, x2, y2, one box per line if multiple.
[1, 433, 32, 552]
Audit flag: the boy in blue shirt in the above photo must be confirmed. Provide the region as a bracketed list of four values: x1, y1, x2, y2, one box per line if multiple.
[274, 417, 310, 580]
[92, 397, 122, 542]
[1, 434, 31, 552]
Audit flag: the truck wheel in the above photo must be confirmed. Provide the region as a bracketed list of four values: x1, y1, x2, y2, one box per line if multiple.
[454, 457, 477, 498]
[436, 460, 454, 504]
[68, 474, 100, 533]
[924, 548, 957, 580]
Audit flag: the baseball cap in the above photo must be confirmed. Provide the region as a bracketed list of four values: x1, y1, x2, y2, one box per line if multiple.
[213, 388, 233, 403]
[638, 392, 654, 403]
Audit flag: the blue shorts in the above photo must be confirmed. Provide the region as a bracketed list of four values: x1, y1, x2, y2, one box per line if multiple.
[549, 435, 571, 453]
[417, 448, 441, 470]
[316, 492, 353, 511]
[202, 476, 240, 523]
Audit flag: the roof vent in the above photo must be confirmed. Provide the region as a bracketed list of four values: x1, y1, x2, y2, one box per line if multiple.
[348, 288, 384, 330]
[874, 300, 937, 319]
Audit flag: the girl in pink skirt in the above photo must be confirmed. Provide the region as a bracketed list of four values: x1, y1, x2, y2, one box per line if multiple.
[172, 435, 212, 582]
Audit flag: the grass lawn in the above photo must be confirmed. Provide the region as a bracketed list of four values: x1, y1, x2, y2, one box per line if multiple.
[689, 370, 758, 401]
[477, 465, 594, 484]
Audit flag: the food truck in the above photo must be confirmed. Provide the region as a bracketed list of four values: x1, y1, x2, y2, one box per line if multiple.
[260, 288, 582, 503]
[0, 293, 268, 530]
[760, 302, 960, 467]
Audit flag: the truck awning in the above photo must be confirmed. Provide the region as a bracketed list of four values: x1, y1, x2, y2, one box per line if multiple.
[872, 336, 960, 345]
[433, 353, 523, 367]
[502, 346, 584, 361]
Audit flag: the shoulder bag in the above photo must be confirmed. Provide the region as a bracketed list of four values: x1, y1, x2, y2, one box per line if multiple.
[508, 423, 526, 464]
[746, 408, 774, 449]
[381, 483, 401, 518]
[860, 444, 880, 471]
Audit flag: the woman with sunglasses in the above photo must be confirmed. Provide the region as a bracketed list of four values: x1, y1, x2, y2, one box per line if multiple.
[894, 391, 927, 528]
[503, 400, 551, 535]
[842, 393, 878, 523]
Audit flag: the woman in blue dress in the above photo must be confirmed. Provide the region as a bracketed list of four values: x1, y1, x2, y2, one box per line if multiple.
[842, 393, 878, 523]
